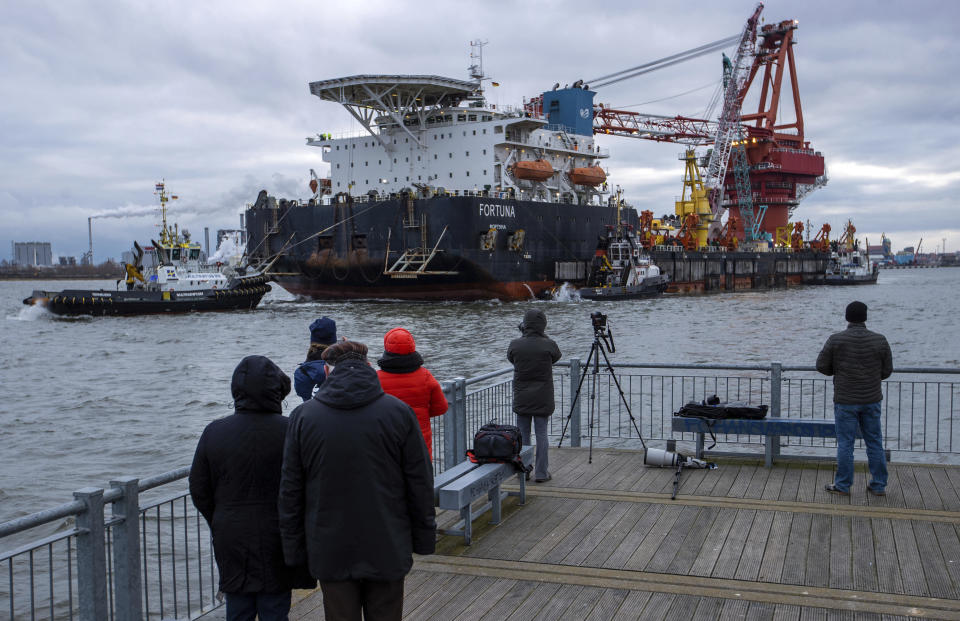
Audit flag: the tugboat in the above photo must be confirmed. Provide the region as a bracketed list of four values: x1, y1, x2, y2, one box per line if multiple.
[824, 220, 879, 285]
[23, 182, 271, 316]
[576, 190, 670, 300]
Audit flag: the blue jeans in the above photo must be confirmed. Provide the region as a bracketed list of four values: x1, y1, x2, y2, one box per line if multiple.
[834, 402, 887, 493]
[225, 591, 292, 621]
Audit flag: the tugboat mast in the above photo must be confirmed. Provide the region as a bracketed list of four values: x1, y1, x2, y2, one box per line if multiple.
[154, 180, 179, 246]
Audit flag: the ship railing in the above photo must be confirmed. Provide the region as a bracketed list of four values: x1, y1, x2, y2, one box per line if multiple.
[7, 362, 959, 619]
[439, 361, 960, 468]
[1, 469, 217, 621]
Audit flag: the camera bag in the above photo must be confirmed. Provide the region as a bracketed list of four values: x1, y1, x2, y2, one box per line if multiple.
[674, 397, 768, 450]
[466, 422, 532, 475]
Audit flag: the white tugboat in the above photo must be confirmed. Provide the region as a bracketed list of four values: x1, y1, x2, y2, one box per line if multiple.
[824, 220, 878, 285]
[23, 182, 271, 315]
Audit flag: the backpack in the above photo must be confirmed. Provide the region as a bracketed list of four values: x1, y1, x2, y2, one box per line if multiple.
[466, 422, 532, 475]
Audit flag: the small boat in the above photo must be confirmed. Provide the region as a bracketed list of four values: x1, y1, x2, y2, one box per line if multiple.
[824, 221, 878, 285]
[567, 165, 607, 186]
[23, 182, 272, 316]
[824, 246, 878, 285]
[510, 159, 555, 181]
[578, 226, 670, 300]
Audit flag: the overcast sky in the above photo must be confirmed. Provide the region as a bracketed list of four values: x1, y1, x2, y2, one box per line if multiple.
[3, 0, 958, 260]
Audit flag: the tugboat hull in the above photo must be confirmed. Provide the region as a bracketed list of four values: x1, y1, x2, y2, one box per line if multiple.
[23, 285, 271, 316]
[577, 276, 670, 300]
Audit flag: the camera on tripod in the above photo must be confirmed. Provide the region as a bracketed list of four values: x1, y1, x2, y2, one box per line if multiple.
[590, 311, 607, 332]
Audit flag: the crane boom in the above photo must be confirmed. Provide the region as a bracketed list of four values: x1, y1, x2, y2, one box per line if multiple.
[703, 3, 764, 234]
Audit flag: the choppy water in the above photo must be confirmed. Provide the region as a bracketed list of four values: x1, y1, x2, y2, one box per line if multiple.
[2, 268, 959, 522]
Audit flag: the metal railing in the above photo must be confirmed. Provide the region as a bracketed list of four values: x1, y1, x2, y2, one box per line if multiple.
[440, 360, 960, 463]
[4, 359, 959, 619]
[1, 470, 217, 621]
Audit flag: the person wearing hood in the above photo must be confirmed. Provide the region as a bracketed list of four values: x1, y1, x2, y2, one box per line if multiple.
[278, 341, 436, 620]
[189, 355, 315, 621]
[508, 309, 562, 483]
[376, 327, 448, 459]
[294, 316, 337, 401]
[817, 301, 893, 496]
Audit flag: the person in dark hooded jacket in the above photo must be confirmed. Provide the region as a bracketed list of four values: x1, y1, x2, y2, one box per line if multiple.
[278, 340, 436, 621]
[293, 316, 337, 401]
[189, 355, 315, 621]
[508, 309, 562, 482]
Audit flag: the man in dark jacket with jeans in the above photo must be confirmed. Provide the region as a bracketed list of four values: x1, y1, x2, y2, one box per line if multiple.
[817, 301, 893, 496]
[278, 341, 436, 621]
[508, 309, 562, 483]
[190, 355, 315, 621]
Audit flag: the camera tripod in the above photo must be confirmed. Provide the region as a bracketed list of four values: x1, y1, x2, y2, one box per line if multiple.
[558, 320, 647, 463]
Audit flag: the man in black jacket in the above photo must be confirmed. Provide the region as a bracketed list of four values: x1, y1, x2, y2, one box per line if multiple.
[278, 341, 436, 621]
[816, 301, 893, 496]
[508, 309, 562, 483]
[189, 355, 315, 621]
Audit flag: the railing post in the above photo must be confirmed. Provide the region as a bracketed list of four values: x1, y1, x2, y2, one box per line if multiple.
[769, 362, 783, 464]
[110, 477, 142, 621]
[442, 380, 456, 469]
[569, 358, 582, 447]
[73, 487, 108, 621]
[454, 377, 468, 464]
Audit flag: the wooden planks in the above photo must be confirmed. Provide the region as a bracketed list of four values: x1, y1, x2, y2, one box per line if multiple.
[290, 448, 960, 620]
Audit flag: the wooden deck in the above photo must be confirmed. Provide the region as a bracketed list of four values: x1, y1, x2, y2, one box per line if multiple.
[291, 447, 960, 620]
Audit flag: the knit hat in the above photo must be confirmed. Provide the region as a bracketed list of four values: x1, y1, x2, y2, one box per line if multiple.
[383, 327, 416, 355]
[309, 317, 337, 345]
[845, 301, 868, 323]
[321, 340, 368, 365]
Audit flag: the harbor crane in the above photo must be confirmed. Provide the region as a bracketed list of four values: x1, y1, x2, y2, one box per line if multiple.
[584, 3, 825, 243]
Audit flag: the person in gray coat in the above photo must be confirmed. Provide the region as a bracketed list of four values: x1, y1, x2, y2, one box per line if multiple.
[816, 301, 893, 496]
[508, 309, 562, 482]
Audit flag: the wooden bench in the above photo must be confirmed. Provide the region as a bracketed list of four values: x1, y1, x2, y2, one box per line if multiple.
[671, 416, 867, 467]
[434, 445, 534, 545]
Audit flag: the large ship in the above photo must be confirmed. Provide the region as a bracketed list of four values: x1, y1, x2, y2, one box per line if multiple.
[247, 14, 830, 300]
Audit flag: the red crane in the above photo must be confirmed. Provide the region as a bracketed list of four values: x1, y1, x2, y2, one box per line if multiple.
[588, 5, 826, 241]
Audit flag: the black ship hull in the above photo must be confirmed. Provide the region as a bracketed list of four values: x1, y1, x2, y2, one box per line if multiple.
[23, 285, 270, 316]
[824, 274, 878, 285]
[577, 276, 670, 300]
[245, 194, 830, 300]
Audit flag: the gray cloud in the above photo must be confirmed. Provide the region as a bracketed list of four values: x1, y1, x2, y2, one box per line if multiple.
[2, 0, 959, 260]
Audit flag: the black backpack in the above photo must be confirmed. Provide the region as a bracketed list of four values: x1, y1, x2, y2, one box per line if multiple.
[466, 422, 532, 475]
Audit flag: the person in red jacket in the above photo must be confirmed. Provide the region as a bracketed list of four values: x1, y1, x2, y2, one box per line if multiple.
[376, 327, 448, 459]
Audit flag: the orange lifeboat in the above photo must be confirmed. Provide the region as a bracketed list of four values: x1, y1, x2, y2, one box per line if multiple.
[568, 166, 607, 186]
[511, 159, 555, 182]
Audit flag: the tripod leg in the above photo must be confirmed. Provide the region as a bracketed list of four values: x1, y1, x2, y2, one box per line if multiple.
[557, 341, 598, 449]
[597, 344, 647, 450]
[672, 461, 683, 500]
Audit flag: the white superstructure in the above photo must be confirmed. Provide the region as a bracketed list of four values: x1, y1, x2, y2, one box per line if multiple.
[305, 45, 611, 205]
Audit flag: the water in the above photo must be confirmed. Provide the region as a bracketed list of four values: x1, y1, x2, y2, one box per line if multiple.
[2, 268, 959, 523]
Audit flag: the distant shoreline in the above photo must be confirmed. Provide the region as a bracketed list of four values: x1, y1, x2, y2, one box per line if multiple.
[0, 267, 119, 281]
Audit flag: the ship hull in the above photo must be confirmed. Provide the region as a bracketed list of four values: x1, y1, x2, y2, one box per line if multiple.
[824, 274, 878, 285]
[246, 195, 830, 300]
[23, 286, 270, 316]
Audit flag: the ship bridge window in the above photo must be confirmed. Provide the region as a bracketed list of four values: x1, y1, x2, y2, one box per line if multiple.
[468, 114, 477, 121]
[190, 249, 200, 260]
[171, 248, 181, 261]
[495, 126, 503, 133]
[458, 114, 466, 121]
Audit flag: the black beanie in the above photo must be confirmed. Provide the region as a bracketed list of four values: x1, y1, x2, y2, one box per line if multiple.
[845, 301, 868, 323]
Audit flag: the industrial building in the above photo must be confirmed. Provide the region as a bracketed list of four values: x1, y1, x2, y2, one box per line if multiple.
[12, 242, 53, 267]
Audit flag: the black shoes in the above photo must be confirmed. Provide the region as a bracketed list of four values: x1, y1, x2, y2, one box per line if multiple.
[534, 473, 552, 483]
[867, 486, 886, 496]
[824, 484, 850, 496]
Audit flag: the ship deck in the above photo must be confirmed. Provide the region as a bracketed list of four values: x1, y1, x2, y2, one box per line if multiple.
[289, 447, 960, 619]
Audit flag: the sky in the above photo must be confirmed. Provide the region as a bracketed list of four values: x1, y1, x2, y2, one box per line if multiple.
[2, 0, 959, 261]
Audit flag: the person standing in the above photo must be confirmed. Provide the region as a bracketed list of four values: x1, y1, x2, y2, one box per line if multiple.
[189, 355, 314, 621]
[376, 327, 448, 460]
[278, 341, 436, 621]
[816, 301, 893, 496]
[508, 309, 562, 483]
[293, 316, 337, 401]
